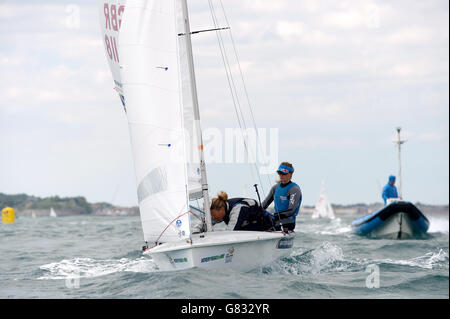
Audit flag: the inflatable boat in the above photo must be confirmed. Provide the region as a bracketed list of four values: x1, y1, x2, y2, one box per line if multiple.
[352, 201, 429, 239]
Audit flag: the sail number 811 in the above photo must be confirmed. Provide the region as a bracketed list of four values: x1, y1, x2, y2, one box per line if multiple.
[225, 303, 269, 314]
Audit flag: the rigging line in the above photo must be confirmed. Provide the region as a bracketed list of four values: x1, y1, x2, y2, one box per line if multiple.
[190, 210, 203, 221]
[153, 211, 190, 246]
[207, 0, 252, 176]
[208, 1, 244, 137]
[209, 4, 263, 198]
[208, 0, 264, 196]
[218, 0, 272, 196]
[214, 0, 269, 197]
[210, 2, 247, 130]
[189, 204, 205, 216]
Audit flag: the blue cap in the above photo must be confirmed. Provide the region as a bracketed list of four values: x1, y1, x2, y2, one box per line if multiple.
[277, 164, 294, 174]
[389, 175, 396, 182]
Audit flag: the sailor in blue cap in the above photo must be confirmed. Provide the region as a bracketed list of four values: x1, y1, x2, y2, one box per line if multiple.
[382, 175, 399, 205]
[261, 162, 302, 232]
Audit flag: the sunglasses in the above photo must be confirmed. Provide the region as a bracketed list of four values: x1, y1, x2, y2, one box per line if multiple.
[277, 171, 289, 176]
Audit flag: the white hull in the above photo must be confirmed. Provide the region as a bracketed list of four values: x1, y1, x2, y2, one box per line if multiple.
[370, 213, 414, 239]
[144, 231, 295, 272]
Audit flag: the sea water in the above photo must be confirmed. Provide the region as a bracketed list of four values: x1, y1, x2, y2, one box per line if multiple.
[0, 211, 448, 299]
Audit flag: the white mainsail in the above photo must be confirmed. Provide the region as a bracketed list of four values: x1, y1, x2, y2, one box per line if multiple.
[312, 181, 335, 219]
[50, 207, 57, 218]
[101, 0, 196, 244]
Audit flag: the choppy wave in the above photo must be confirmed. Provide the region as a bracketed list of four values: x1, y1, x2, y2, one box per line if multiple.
[2, 215, 447, 298]
[38, 256, 157, 280]
[262, 241, 358, 275]
[316, 219, 352, 235]
[261, 242, 449, 279]
[374, 248, 449, 270]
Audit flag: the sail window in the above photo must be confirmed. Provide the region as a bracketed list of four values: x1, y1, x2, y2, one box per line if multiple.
[137, 166, 169, 203]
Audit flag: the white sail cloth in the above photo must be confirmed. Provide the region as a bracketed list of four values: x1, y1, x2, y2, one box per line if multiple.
[175, 0, 203, 201]
[312, 182, 335, 219]
[101, 0, 200, 243]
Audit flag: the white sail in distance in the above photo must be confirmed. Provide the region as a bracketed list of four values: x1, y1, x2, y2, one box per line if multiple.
[49, 207, 57, 217]
[312, 181, 335, 219]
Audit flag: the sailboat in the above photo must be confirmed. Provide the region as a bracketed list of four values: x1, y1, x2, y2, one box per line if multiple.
[99, 0, 294, 271]
[312, 181, 335, 219]
[49, 207, 58, 218]
[352, 128, 429, 239]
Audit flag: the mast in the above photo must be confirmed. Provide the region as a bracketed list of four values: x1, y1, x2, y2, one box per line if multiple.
[180, 0, 213, 232]
[395, 127, 406, 199]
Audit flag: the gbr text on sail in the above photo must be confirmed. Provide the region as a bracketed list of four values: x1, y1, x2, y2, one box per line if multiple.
[103, 3, 125, 63]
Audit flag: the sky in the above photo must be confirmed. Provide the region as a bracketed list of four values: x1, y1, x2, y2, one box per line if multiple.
[0, 0, 448, 207]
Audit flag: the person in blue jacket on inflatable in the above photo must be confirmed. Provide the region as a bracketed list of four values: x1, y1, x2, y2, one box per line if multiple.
[261, 162, 302, 232]
[382, 175, 399, 205]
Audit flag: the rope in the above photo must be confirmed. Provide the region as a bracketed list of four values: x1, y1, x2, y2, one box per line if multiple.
[208, 0, 267, 198]
[189, 204, 204, 220]
[153, 211, 190, 246]
[217, 0, 273, 197]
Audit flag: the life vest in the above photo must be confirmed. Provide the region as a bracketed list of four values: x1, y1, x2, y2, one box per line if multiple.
[223, 198, 253, 224]
[274, 181, 300, 224]
[223, 198, 271, 230]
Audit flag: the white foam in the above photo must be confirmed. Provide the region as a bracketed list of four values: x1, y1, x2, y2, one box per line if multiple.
[375, 249, 449, 270]
[315, 218, 352, 235]
[276, 242, 346, 275]
[309, 242, 345, 271]
[38, 257, 158, 280]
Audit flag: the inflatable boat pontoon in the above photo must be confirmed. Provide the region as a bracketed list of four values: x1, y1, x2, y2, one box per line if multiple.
[352, 201, 429, 239]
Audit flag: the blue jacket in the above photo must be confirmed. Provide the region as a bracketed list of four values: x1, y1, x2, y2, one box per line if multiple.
[262, 181, 302, 227]
[382, 183, 398, 205]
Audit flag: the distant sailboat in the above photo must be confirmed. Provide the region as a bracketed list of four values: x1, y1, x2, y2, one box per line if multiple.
[312, 181, 335, 219]
[49, 207, 57, 218]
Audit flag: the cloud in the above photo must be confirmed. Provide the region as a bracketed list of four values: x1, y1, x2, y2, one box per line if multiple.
[276, 21, 304, 40]
[385, 26, 435, 45]
[243, 0, 287, 12]
[416, 131, 449, 142]
[0, 0, 448, 206]
[322, 10, 366, 29]
[280, 136, 360, 149]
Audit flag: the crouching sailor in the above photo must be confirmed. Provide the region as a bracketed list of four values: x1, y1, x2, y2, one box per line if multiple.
[192, 191, 274, 233]
[261, 162, 302, 232]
